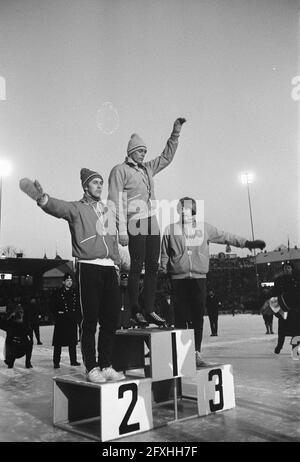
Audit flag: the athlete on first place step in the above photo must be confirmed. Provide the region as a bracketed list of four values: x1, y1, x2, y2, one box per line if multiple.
[129, 276, 169, 329]
[108, 117, 186, 328]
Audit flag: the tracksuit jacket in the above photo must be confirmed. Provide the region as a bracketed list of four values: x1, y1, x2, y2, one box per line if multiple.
[161, 220, 247, 279]
[107, 132, 180, 235]
[39, 195, 120, 264]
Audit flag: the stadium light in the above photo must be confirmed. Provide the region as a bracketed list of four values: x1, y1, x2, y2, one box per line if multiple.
[240, 171, 259, 289]
[241, 172, 254, 185]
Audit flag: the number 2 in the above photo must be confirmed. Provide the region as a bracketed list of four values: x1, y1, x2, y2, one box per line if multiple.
[118, 383, 140, 435]
[208, 368, 224, 412]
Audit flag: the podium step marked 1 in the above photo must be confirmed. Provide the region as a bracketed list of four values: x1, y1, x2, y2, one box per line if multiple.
[112, 328, 196, 380]
[53, 329, 236, 441]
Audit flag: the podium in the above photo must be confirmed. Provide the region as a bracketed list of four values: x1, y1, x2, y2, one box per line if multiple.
[181, 364, 235, 416]
[112, 328, 196, 380]
[53, 328, 235, 441]
[53, 374, 153, 441]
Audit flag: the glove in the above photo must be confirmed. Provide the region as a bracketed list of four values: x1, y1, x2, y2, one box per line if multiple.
[19, 178, 45, 202]
[245, 239, 266, 251]
[172, 117, 186, 135]
[158, 267, 168, 277]
[119, 234, 129, 247]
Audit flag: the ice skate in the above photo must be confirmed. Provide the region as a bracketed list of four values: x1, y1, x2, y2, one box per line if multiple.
[130, 312, 149, 328]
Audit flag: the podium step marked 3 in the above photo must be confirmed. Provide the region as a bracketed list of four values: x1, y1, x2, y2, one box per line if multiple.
[181, 364, 235, 416]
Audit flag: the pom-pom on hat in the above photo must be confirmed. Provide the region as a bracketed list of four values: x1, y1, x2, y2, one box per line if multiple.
[63, 273, 73, 281]
[80, 168, 103, 189]
[127, 133, 147, 156]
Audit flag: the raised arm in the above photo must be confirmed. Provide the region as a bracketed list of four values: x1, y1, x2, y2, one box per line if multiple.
[206, 222, 266, 251]
[144, 118, 186, 176]
[19, 178, 76, 221]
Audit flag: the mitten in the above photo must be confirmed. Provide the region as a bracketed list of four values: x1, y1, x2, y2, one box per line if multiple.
[172, 117, 186, 135]
[19, 178, 44, 201]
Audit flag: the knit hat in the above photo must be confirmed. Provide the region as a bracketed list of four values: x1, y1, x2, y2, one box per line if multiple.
[63, 273, 72, 281]
[127, 133, 147, 156]
[80, 168, 103, 188]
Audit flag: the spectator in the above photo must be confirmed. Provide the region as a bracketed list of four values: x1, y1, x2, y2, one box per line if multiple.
[260, 301, 274, 334]
[207, 290, 221, 336]
[270, 262, 300, 354]
[28, 296, 43, 345]
[259, 287, 274, 334]
[0, 302, 33, 369]
[50, 273, 82, 368]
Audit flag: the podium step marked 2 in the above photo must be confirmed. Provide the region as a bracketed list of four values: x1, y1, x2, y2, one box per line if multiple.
[53, 329, 236, 441]
[53, 374, 153, 442]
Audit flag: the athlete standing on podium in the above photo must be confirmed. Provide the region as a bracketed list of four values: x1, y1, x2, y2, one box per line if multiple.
[161, 197, 266, 368]
[108, 118, 186, 328]
[19, 169, 125, 384]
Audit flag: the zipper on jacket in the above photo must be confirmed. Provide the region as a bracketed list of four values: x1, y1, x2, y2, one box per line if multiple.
[187, 249, 192, 277]
[102, 236, 109, 258]
[91, 202, 110, 259]
[128, 193, 141, 201]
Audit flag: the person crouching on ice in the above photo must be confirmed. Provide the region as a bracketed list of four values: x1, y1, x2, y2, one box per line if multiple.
[0, 303, 33, 369]
[160, 197, 266, 368]
[19, 169, 125, 383]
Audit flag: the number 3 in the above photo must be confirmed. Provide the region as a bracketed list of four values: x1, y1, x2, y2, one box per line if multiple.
[208, 368, 224, 412]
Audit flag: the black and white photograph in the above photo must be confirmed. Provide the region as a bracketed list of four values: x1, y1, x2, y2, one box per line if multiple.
[0, 0, 299, 446]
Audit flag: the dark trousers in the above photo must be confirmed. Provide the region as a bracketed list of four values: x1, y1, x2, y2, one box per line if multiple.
[127, 216, 160, 314]
[78, 263, 121, 372]
[208, 313, 218, 335]
[53, 344, 77, 365]
[263, 314, 273, 334]
[275, 334, 285, 352]
[5, 342, 33, 367]
[31, 323, 41, 343]
[171, 278, 207, 352]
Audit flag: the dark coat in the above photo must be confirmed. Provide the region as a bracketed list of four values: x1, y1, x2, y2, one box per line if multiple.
[272, 272, 300, 336]
[206, 295, 220, 316]
[276, 310, 300, 337]
[50, 288, 81, 347]
[0, 317, 32, 359]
